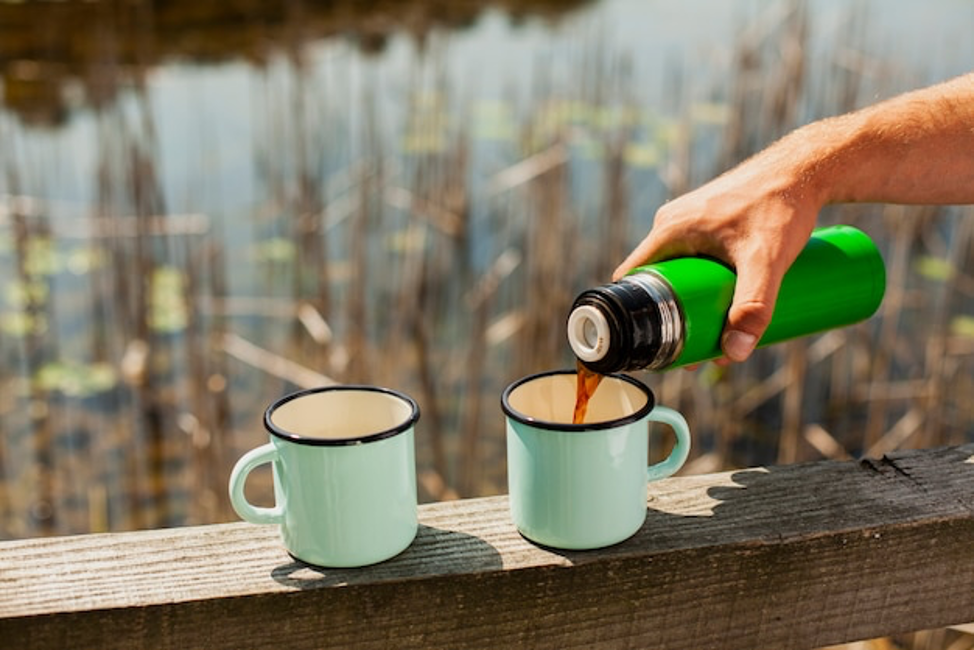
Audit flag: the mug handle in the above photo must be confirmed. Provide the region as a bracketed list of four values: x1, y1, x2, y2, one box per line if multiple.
[645, 406, 691, 481]
[228, 443, 285, 525]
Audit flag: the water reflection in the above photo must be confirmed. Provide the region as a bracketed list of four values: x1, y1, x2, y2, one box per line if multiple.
[0, 0, 973, 540]
[0, 0, 594, 125]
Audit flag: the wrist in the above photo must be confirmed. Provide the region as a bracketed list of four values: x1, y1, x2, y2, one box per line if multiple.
[776, 115, 864, 209]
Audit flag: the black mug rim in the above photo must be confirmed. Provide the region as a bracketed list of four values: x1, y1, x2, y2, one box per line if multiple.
[500, 369, 656, 432]
[264, 385, 420, 447]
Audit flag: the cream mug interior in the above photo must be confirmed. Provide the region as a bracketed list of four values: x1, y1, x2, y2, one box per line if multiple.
[503, 370, 653, 427]
[267, 386, 418, 442]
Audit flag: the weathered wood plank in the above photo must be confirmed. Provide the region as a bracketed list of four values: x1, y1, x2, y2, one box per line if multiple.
[1, 445, 972, 649]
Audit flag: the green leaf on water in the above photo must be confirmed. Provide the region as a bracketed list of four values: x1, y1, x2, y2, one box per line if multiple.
[593, 104, 638, 131]
[538, 99, 592, 129]
[624, 141, 661, 168]
[4, 279, 49, 308]
[34, 361, 117, 397]
[472, 100, 517, 142]
[649, 118, 683, 148]
[253, 237, 296, 263]
[689, 101, 732, 126]
[696, 362, 727, 387]
[950, 315, 974, 338]
[914, 255, 953, 282]
[386, 227, 427, 254]
[403, 91, 452, 153]
[148, 266, 188, 334]
[571, 134, 604, 160]
[66, 246, 107, 275]
[24, 237, 61, 277]
[402, 130, 449, 154]
[0, 311, 47, 337]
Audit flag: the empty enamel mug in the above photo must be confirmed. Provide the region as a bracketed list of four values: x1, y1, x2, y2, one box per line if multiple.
[503, 370, 690, 550]
[229, 385, 420, 568]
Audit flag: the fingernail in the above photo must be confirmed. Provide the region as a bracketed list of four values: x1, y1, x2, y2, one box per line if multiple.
[722, 330, 757, 362]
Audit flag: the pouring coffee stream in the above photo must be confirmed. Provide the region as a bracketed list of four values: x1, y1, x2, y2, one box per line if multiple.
[572, 360, 604, 425]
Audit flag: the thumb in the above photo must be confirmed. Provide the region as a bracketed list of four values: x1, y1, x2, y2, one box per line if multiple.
[721, 265, 782, 362]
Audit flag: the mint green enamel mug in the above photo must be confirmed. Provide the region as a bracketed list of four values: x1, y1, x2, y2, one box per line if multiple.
[229, 386, 419, 568]
[503, 370, 690, 550]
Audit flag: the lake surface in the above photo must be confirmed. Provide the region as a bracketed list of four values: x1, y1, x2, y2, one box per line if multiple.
[1, 0, 972, 539]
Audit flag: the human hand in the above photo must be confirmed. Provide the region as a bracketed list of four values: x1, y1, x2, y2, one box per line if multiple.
[613, 151, 820, 362]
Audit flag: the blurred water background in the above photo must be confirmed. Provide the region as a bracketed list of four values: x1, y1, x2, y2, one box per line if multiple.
[1, 0, 973, 572]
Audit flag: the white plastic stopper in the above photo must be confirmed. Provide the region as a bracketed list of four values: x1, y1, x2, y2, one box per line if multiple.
[567, 304, 610, 362]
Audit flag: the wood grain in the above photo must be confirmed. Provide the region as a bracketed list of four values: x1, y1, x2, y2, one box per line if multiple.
[1, 445, 972, 649]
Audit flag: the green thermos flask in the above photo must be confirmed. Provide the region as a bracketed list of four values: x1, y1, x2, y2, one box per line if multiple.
[567, 224, 886, 372]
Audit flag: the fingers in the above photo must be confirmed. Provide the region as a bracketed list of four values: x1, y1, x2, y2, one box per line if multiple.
[612, 214, 698, 281]
[612, 232, 669, 281]
[615, 219, 790, 364]
[721, 329, 759, 363]
[612, 245, 651, 281]
[720, 261, 783, 362]
[613, 215, 775, 363]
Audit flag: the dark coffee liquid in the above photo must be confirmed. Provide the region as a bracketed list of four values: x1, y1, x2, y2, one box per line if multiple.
[573, 360, 605, 424]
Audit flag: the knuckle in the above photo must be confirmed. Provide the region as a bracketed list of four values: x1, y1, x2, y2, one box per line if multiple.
[729, 299, 775, 330]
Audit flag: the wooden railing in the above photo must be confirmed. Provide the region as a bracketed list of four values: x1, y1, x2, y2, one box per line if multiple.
[2, 444, 972, 649]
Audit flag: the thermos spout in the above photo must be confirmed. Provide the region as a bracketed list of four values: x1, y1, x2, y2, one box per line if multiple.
[567, 304, 611, 363]
[567, 271, 683, 374]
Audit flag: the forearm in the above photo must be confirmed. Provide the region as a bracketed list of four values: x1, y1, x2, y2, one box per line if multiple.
[787, 73, 974, 207]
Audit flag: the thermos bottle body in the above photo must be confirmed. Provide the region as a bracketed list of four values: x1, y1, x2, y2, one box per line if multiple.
[567, 225, 886, 373]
